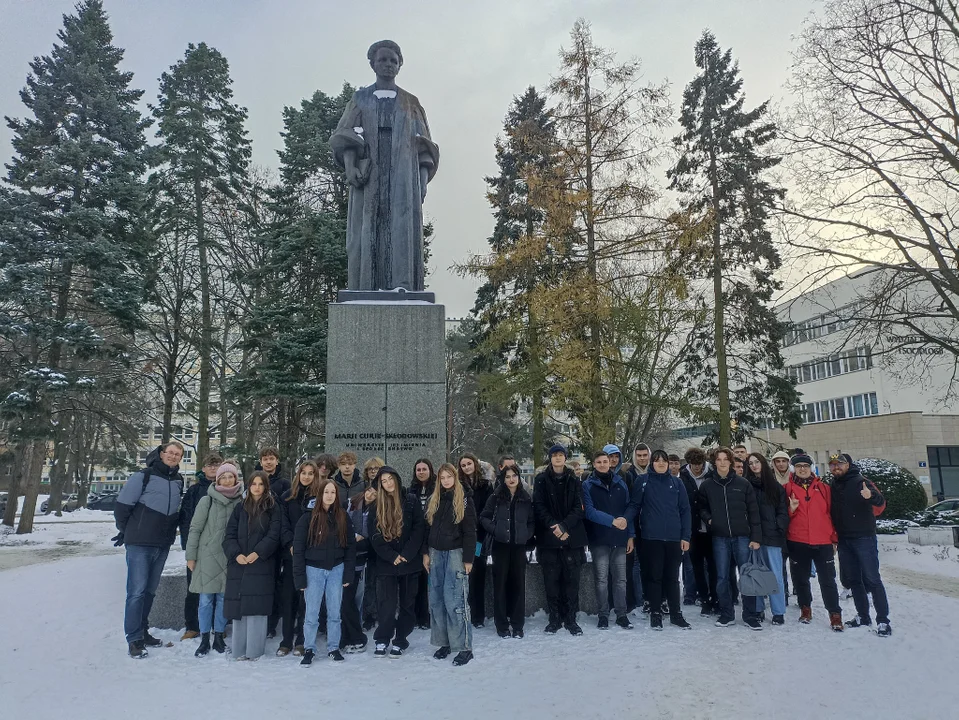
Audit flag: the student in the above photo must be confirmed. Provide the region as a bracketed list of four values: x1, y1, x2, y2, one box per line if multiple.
[743, 453, 789, 626]
[771, 451, 792, 485]
[424, 463, 477, 666]
[784, 454, 843, 631]
[369, 467, 425, 657]
[679, 448, 717, 614]
[179, 453, 223, 641]
[364, 456, 385, 485]
[830, 453, 891, 636]
[342, 482, 374, 652]
[581, 449, 635, 631]
[293, 478, 356, 665]
[257, 447, 290, 640]
[480, 464, 535, 638]
[696, 447, 762, 629]
[315, 454, 338, 482]
[533, 444, 587, 636]
[333, 452, 366, 508]
[459, 452, 492, 628]
[410, 458, 436, 629]
[277, 461, 320, 657]
[186, 462, 244, 657]
[625, 442, 650, 613]
[733, 457, 746, 479]
[633, 450, 692, 630]
[223, 471, 282, 660]
[361, 456, 385, 629]
[733, 444, 749, 462]
[668, 454, 695, 605]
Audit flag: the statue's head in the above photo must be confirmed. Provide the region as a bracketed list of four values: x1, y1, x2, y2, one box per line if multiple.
[367, 40, 403, 79]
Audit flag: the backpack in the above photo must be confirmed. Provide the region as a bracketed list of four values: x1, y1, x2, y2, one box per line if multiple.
[864, 477, 885, 517]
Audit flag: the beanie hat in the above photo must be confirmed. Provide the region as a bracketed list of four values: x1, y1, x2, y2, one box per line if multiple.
[548, 444, 568, 458]
[771, 451, 790, 462]
[216, 463, 240, 481]
[840, 453, 854, 466]
[603, 444, 621, 456]
[790, 453, 813, 467]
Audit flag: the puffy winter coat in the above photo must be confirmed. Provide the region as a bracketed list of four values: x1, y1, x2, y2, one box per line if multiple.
[179, 474, 212, 549]
[254, 462, 291, 503]
[222, 501, 281, 620]
[114, 450, 184, 548]
[280, 486, 317, 551]
[746, 476, 789, 547]
[185, 484, 243, 594]
[370, 491, 426, 575]
[292, 507, 357, 589]
[784, 477, 837, 546]
[469, 481, 494, 552]
[532, 467, 587, 549]
[696, 470, 762, 544]
[426, 487, 477, 559]
[581, 471, 635, 547]
[632, 470, 692, 543]
[830, 465, 884, 538]
[480, 486, 535, 546]
[333, 470, 367, 509]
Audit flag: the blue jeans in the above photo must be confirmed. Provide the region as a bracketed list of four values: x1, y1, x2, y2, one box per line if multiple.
[354, 565, 366, 612]
[838, 536, 889, 624]
[591, 545, 627, 619]
[682, 550, 696, 602]
[124, 545, 169, 643]
[712, 536, 751, 620]
[429, 548, 472, 652]
[198, 592, 226, 634]
[752, 546, 786, 616]
[303, 564, 344, 653]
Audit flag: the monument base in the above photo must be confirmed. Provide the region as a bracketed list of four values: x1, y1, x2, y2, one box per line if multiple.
[336, 288, 436, 304]
[325, 301, 446, 479]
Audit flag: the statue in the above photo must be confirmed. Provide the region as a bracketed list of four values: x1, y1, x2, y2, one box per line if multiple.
[330, 40, 440, 292]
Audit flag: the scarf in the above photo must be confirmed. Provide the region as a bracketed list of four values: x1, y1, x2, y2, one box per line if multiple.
[216, 481, 243, 499]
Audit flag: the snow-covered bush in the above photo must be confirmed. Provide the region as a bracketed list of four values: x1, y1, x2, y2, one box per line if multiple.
[909, 509, 959, 527]
[876, 518, 916, 535]
[857, 458, 928, 519]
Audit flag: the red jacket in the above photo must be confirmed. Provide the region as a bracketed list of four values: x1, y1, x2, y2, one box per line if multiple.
[784, 477, 837, 545]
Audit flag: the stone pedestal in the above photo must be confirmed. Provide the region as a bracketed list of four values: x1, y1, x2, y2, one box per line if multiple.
[325, 301, 446, 480]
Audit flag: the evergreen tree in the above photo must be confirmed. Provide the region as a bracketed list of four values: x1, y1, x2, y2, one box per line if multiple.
[667, 30, 801, 446]
[0, 0, 149, 532]
[150, 42, 251, 462]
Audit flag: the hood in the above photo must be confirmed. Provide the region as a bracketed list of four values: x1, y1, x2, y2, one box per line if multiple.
[685, 461, 711, 481]
[147, 447, 180, 478]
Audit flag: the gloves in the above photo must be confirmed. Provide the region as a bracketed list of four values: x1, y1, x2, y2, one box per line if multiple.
[111, 532, 124, 547]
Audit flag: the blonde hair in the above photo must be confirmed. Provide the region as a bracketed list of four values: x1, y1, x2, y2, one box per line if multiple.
[375, 471, 404, 541]
[364, 456, 385, 478]
[426, 463, 464, 525]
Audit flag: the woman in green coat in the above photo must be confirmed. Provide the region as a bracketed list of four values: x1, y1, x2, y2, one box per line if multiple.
[186, 463, 244, 656]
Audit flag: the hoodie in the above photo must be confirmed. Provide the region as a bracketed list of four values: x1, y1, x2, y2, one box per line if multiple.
[771, 451, 792, 486]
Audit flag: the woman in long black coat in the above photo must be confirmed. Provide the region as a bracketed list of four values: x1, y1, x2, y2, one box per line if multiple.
[223, 471, 281, 660]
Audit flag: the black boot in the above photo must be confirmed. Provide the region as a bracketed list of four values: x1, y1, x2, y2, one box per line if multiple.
[212, 632, 226, 654]
[194, 633, 211, 657]
[142, 631, 163, 648]
[452, 650, 473, 666]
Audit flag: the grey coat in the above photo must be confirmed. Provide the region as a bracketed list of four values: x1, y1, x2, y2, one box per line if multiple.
[185, 484, 244, 595]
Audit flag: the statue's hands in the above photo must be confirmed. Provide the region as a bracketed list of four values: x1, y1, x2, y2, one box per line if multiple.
[346, 164, 367, 188]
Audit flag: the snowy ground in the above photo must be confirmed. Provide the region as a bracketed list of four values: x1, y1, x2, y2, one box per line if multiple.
[2, 530, 958, 719]
[879, 534, 959, 579]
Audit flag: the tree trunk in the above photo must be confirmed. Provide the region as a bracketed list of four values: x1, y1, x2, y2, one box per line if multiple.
[2, 447, 23, 528]
[196, 170, 212, 461]
[218, 315, 231, 450]
[16, 439, 48, 534]
[710, 148, 731, 447]
[46, 419, 71, 516]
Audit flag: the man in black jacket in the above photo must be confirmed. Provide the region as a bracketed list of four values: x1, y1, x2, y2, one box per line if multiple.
[830, 453, 891, 636]
[256, 446, 290, 638]
[177, 453, 223, 640]
[695, 447, 762, 629]
[533, 444, 587, 636]
[680, 448, 717, 614]
[114, 442, 185, 658]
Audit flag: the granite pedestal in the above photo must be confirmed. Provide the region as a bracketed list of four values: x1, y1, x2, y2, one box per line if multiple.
[325, 301, 446, 479]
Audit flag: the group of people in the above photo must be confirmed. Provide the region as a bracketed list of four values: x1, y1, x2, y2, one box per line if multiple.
[114, 438, 893, 666]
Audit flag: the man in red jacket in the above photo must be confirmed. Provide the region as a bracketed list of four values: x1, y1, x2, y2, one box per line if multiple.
[784, 454, 843, 631]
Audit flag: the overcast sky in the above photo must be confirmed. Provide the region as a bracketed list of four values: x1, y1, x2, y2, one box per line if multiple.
[1, 0, 819, 318]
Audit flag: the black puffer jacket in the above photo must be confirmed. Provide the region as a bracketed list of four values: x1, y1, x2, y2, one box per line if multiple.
[114, 450, 184, 548]
[223, 502, 281, 619]
[370, 490, 426, 575]
[469, 481, 494, 547]
[831, 465, 884, 538]
[409, 479, 435, 515]
[280, 487, 316, 551]
[255, 462, 291, 503]
[480, 486, 535, 546]
[292, 506, 357, 589]
[746, 475, 789, 547]
[696, 470, 762, 544]
[426, 487, 477, 559]
[179, 473, 212, 549]
[532, 466, 587, 549]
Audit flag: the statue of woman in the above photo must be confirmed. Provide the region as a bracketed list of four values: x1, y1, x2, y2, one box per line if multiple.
[330, 40, 439, 292]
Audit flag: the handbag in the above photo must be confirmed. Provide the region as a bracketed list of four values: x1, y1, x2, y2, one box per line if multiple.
[738, 548, 781, 597]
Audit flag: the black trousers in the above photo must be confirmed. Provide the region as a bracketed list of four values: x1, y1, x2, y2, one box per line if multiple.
[268, 556, 283, 634]
[373, 572, 419, 646]
[492, 542, 527, 632]
[689, 531, 717, 605]
[277, 554, 305, 648]
[468, 554, 488, 624]
[414, 566, 430, 627]
[640, 539, 683, 616]
[184, 567, 200, 632]
[363, 560, 378, 624]
[787, 541, 840, 614]
[339, 570, 367, 648]
[537, 547, 584, 624]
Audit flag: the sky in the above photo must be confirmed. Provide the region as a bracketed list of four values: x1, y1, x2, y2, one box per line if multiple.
[0, 0, 819, 318]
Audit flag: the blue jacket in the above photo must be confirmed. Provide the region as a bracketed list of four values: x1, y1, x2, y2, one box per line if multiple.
[114, 449, 184, 548]
[631, 469, 692, 542]
[582, 471, 636, 548]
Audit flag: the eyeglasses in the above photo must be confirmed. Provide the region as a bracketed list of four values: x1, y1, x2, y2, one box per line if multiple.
[794, 463, 811, 470]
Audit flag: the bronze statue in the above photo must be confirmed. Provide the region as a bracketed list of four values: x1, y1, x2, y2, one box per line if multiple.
[330, 40, 439, 292]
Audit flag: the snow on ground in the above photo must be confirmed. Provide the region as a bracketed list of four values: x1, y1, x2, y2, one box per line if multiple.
[880, 534, 959, 579]
[2, 552, 958, 720]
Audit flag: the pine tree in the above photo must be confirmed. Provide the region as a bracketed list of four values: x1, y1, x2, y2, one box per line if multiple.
[667, 30, 801, 446]
[0, 0, 149, 532]
[150, 42, 251, 462]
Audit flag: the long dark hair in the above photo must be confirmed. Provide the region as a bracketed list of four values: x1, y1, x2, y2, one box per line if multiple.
[308, 478, 349, 548]
[244, 471, 276, 523]
[412, 457, 436, 486]
[746, 453, 781, 507]
[495, 465, 526, 502]
[458, 452, 487, 490]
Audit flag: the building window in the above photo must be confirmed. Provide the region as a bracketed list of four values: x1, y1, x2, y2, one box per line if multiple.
[787, 346, 872, 385]
[803, 392, 879, 424]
